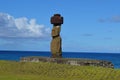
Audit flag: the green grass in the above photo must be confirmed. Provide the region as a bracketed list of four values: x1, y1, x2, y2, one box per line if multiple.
[0, 60, 120, 80]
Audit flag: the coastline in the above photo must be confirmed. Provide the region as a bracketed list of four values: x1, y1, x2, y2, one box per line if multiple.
[0, 51, 120, 68]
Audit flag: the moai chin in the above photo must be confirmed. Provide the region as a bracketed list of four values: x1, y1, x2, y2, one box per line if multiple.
[50, 14, 63, 58]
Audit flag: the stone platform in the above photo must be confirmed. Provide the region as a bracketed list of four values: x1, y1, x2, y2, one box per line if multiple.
[20, 56, 114, 68]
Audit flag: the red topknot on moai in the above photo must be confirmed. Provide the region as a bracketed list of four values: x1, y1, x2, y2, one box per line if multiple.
[50, 14, 63, 58]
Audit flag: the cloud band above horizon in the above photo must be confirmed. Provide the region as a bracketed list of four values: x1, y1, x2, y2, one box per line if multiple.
[0, 13, 50, 39]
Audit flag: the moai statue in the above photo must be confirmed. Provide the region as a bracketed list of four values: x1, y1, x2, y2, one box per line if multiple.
[50, 14, 63, 58]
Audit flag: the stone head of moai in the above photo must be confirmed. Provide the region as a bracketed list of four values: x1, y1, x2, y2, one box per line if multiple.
[50, 14, 63, 58]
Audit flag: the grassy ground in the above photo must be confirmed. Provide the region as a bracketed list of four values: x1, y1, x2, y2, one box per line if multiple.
[0, 60, 120, 80]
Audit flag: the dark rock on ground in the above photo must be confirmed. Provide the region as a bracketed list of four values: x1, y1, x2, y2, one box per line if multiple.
[20, 57, 114, 69]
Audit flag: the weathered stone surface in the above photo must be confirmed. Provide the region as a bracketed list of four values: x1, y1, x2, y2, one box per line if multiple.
[51, 26, 61, 37]
[51, 14, 63, 25]
[51, 25, 62, 58]
[50, 14, 63, 58]
[20, 57, 114, 69]
[51, 36, 62, 56]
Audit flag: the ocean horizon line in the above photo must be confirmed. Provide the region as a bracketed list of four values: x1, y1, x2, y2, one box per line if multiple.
[0, 50, 120, 54]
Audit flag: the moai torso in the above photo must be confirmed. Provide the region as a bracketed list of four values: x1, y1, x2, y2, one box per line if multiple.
[51, 25, 62, 58]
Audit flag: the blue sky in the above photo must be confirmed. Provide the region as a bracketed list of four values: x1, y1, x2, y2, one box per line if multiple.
[0, 0, 120, 53]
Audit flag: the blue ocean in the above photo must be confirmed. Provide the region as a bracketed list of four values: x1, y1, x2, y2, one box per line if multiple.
[0, 51, 120, 69]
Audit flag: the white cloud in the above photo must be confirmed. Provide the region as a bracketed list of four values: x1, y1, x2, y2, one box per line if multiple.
[0, 13, 50, 38]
